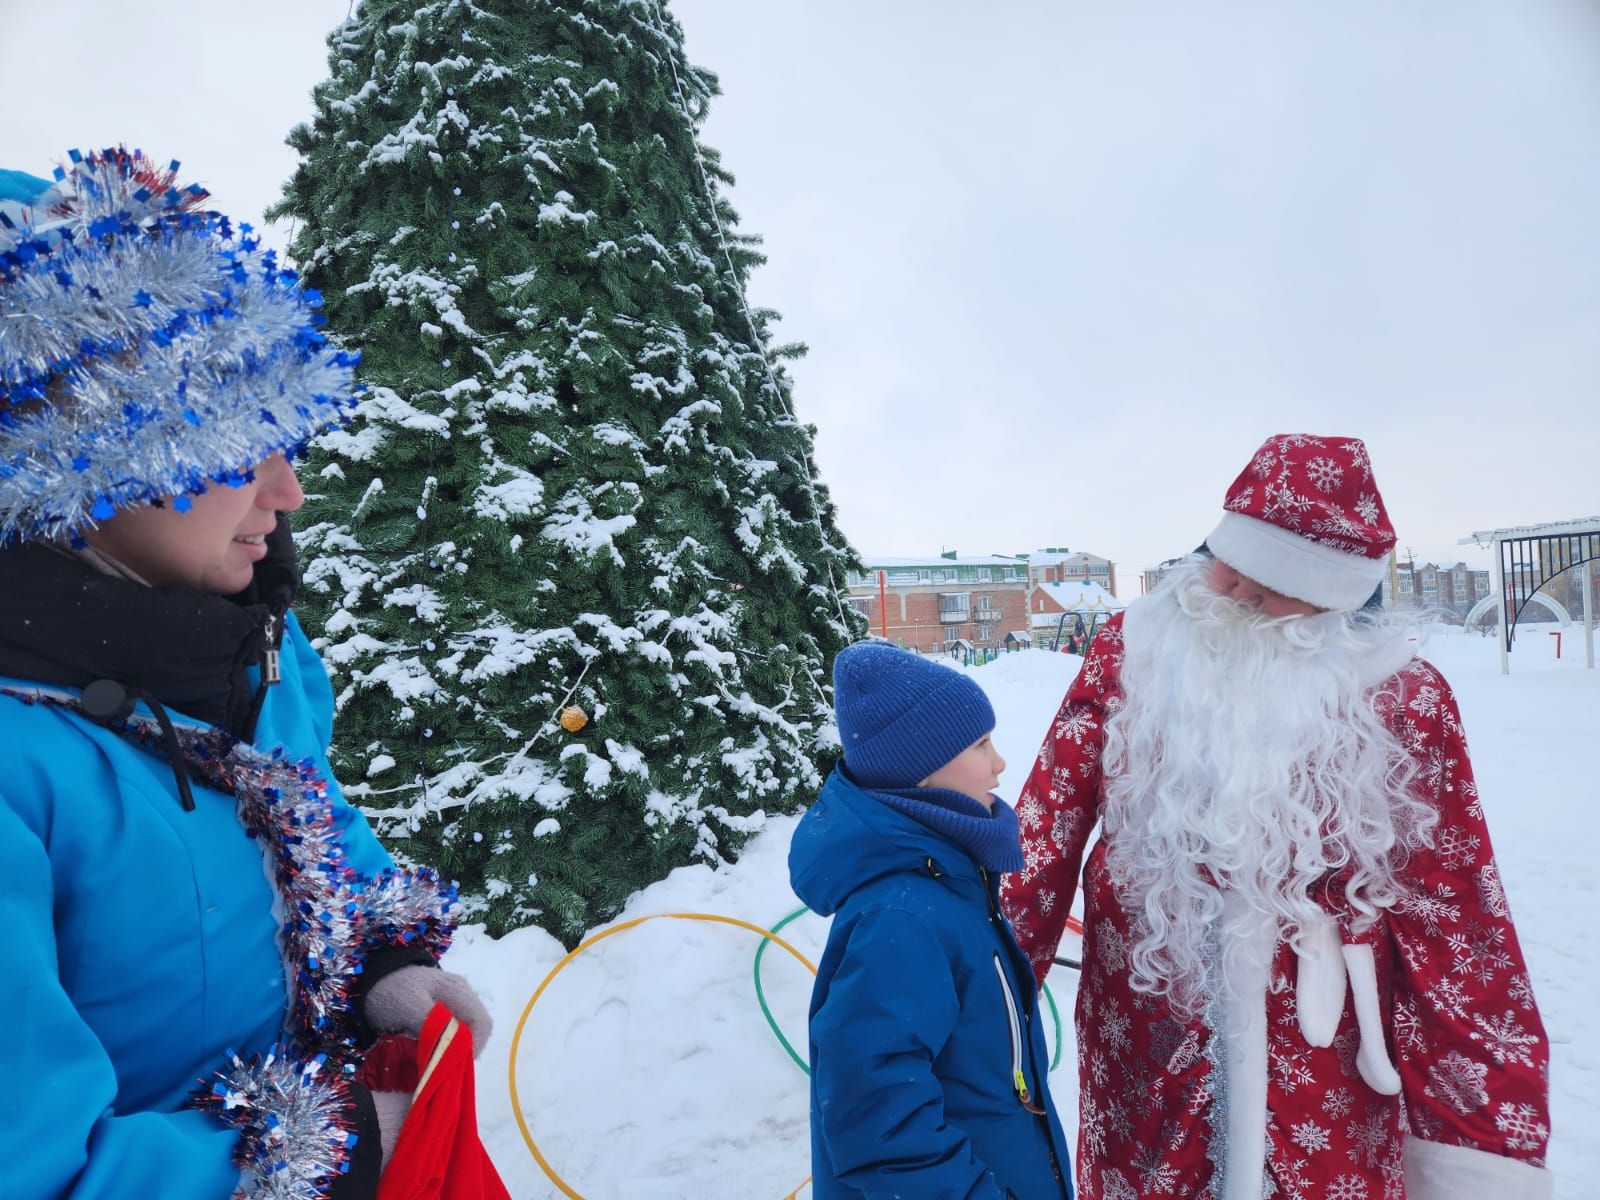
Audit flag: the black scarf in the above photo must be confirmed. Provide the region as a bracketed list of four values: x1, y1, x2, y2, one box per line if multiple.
[0, 515, 300, 740]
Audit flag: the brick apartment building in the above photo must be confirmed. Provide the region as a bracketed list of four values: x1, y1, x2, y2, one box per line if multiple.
[847, 554, 1031, 654]
[848, 548, 1121, 653]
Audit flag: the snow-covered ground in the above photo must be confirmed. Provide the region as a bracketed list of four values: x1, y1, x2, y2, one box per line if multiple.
[445, 623, 1599, 1198]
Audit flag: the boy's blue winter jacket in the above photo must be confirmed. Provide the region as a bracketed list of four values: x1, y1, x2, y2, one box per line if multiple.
[790, 767, 1073, 1199]
[0, 610, 392, 1199]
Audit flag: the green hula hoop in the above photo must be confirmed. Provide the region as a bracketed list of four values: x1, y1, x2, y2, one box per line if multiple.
[754, 905, 1063, 1075]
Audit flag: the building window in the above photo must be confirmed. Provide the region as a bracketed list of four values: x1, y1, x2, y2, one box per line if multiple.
[887, 571, 917, 586]
[976, 623, 995, 642]
[978, 568, 992, 581]
[938, 593, 970, 623]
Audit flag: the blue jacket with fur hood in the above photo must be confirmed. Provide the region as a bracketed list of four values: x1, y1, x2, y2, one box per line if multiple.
[790, 767, 1073, 1199]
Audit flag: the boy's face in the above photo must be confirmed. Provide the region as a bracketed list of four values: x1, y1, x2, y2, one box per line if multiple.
[919, 732, 1006, 809]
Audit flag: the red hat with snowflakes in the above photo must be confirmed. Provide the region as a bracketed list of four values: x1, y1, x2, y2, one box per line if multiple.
[1204, 434, 1395, 611]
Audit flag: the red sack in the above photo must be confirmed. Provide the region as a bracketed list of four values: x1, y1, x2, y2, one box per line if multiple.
[363, 1003, 511, 1200]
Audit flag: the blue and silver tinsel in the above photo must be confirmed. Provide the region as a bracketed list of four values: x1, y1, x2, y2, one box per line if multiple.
[1, 685, 456, 1198]
[0, 148, 357, 544]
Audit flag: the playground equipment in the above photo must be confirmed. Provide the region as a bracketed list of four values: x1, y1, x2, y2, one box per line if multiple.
[1461, 518, 1599, 673]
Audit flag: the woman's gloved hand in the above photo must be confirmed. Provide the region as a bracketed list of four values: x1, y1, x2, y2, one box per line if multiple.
[364, 966, 493, 1058]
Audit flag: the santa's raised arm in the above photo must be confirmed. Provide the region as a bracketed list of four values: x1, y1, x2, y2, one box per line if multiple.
[1001, 434, 1552, 1200]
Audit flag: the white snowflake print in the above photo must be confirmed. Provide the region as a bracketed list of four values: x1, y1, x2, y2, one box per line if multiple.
[1437, 825, 1482, 871]
[1322, 1087, 1355, 1118]
[1509, 971, 1538, 1011]
[1226, 485, 1255, 512]
[1462, 778, 1483, 820]
[1477, 862, 1509, 919]
[1407, 685, 1441, 719]
[1088, 1048, 1111, 1088]
[1131, 1144, 1181, 1194]
[1290, 1120, 1332, 1153]
[1099, 996, 1134, 1059]
[1346, 1105, 1388, 1168]
[1492, 1101, 1549, 1154]
[1048, 764, 1076, 803]
[1050, 806, 1084, 851]
[1081, 655, 1107, 688]
[1379, 1142, 1406, 1200]
[1392, 997, 1427, 1055]
[1276, 433, 1321, 450]
[1100, 1166, 1139, 1200]
[1019, 835, 1048, 884]
[1342, 440, 1373, 479]
[1305, 456, 1344, 492]
[1165, 1029, 1201, 1075]
[1425, 1050, 1490, 1113]
[1354, 491, 1380, 524]
[1417, 746, 1447, 793]
[1427, 976, 1472, 1021]
[1055, 707, 1098, 744]
[1017, 794, 1045, 829]
[1327, 1175, 1369, 1200]
[1395, 928, 1432, 976]
[1094, 919, 1128, 973]
[1271, 1041, 1315, 1091]
[1080, 1091, 1108, 1158]
[1263, 476, 1314, 529]
[1035, 888, 1057, 916]
[1251, 448, 1278, 478]
[1470, 1009, 1540, 1068]
[1447, 923, 1513, 985]
[1398, 882, 1460, 936]
[1310, 507, 1370, 549]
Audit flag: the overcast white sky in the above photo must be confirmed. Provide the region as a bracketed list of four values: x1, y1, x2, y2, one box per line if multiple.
[6, 1, 1598, 587]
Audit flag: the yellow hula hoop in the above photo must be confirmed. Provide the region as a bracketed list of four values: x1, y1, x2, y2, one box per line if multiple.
[507, 911, 819, 1200]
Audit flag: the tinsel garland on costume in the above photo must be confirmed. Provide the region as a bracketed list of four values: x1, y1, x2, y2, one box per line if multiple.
[1, 685, 456, 1198]
[207, 1050, 363, 1200]
[0, 148, 358, 544]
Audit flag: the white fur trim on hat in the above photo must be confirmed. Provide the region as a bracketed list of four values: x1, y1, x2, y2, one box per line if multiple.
[1404, 1135, 1552, 1200]
[1206, 510, 1387, 612]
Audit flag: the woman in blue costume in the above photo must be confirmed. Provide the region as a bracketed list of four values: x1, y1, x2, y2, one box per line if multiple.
[0, 150, 490, 1200]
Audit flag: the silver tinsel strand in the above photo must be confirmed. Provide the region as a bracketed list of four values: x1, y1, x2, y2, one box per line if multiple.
[206, 1050, 359, 1200]
[0, 148, 357, 543]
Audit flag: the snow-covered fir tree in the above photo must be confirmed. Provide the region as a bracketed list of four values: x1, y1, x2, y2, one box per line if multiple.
[273, 0, 862, 940]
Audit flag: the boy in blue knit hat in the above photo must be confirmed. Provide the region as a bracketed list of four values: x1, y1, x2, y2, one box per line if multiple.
[789, 642, 1073, 1199]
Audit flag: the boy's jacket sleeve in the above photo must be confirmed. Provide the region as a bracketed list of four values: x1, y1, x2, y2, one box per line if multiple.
[810, 906, 1010, 1200]
[0, 798, 244, 1198]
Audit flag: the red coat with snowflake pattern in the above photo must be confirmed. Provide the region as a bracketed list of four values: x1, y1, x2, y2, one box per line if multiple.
[1000, 612, 1552, 1200]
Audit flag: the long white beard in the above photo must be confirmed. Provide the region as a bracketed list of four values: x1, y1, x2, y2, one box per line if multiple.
[1101, 559, 1438, 1017]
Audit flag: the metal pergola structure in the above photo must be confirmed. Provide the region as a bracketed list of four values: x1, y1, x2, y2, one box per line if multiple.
[1460, 517, 1600, 674]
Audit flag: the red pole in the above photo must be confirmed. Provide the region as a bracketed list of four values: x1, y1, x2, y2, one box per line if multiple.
[878, 570, 889, 640]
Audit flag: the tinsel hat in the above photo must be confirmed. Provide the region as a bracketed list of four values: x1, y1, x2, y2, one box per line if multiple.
[0, 147, 358, 544]
[1205, 433, 1395, 611]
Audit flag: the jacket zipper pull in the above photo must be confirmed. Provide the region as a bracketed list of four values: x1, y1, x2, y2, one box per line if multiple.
[263, 614, 282, 685]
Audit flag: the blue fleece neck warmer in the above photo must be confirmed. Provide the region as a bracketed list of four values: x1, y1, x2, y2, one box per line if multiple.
[868, 782, 1024, 873]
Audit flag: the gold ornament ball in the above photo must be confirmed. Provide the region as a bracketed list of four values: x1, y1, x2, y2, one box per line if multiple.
[559, 705, 589, 733]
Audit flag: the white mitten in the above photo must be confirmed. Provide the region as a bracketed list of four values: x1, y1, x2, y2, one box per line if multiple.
[365, 966, 493, 1058]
